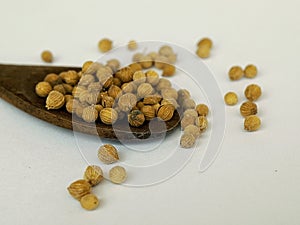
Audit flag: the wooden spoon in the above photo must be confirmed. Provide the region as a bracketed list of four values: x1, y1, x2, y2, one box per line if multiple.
[0, 64, 180, 141]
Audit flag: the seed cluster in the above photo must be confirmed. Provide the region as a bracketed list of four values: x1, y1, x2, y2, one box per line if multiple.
[180, 100, 209, 148]
[224, 63, 262, 132]
[35, 47, 182, 128]
[133, 45, 177, 77]
[228, 64, 258, 81]
[68, 144, 127, 211]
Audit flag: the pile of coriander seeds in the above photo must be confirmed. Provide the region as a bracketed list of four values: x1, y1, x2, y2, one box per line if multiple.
[35, 44, 210, 148]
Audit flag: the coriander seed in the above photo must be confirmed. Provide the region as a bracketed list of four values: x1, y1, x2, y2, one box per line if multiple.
[78, 74, 95, 86]
[146, 70, 160, 85]
[128, 110, 145, 127]
[44, 73, 61, 86]
[143, 95, 162, 105]
[141, 105, 156, 120]
[46, 90, 65, 110]
[132, 53, 144, 62]
[64, 94, 74, 103]
[133, 71, 146, 85]
[228, 66, 244, 81]
[197, 37, 213, 48]
[159, 45, 175, 57]
[108, 85, 122, 99]
[35, 81, 52, 97]
[184, 124, 201, 138]
[162, 64, 176, 77]
[98, 144, 119, 164]
[161, 98, 179, 108]
[157, 104, 175, 121]
[244, 84, 262, 101]
[182, 98, 196, 110]
[60, 70, 79, 85]
[67, 179, 91, 200]
[66, 99, 77, 113]
[109, 166, 127, 184]
[140, 55, 153, 69]
[82, 61, 93, 73]
[53, 84, 66, 95]
[106, 59, 121, 73]
[128, 40, 138, 50]
[161, 88, 178, 100]
[156, 78, 171, 91]
[63, 83, 73, 94]
[196, 104, 209, 116]
[240, 101, 258, 117]
[244, 64, 258, 78]
[195, 116, 208, 132]
[41, 50, 53, 63]
[99, 108, 118, 125]
[224, 92, 238, 106]
[118, 93, 137, 112]
[137, 83, 154, 98]
[184, 109, 198, 118]
[80, 194, 99, 210]
[154, 55, 169, 69]
[98, 38, 113, 52]
[115, 66, 134, 83]
[180, 133, 196, 148]
[244, 115, 261, 132]
[196, 46, 210, 58]
[84, 165, 103, 186]
[82, 106, 98, 123]
[129, 63, 143, 73]
[181, 115, 196, 130]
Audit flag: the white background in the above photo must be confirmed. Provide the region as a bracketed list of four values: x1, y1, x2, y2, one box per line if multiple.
[0, 0, 300, 224]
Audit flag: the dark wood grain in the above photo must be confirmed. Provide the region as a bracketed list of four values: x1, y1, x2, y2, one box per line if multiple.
[0, 64, 180, 141]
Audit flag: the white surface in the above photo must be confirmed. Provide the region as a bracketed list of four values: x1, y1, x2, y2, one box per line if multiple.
[0, 0, 300, 224]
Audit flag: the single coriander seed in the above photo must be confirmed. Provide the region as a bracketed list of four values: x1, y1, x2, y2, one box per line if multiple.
[197, 37, 213, 48]
[83, 165, 103, 186]
[244, 115, 261, 132]
[41, 50, 53, 63]
[195, 104, 209, 116]
[228, 66, 244, 81]
[35, 81, 52, 97]
[244, 84, 262, 101]
[128, 40, 138, 50]
[240, 101, 258, 117]
[196, 46, 210, 58]
[46, 90, 65, 110]
[244, 64, 258, 78]
[67, 179, 91, 200]
[82, 106, 98, 123]
[184, 124, 201, 138]
[224, 92, 238, 106]
[180, 133, 196, 148]
[109, 166, 127, 184]
[80, 194, 99, 210]
[98, 144, 119, 164]
[98, 38, 113, 53]
[162, 64, 176, 77]
[128, 110, 145, 127]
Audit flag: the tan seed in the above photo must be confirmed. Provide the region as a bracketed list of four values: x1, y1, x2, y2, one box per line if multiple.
[80, 194, 99, 210]
[98, 144, 119, 164]
[109, 166, 127, 184]
[244, 115, 261, 132]
[224, 92, 238, 106]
